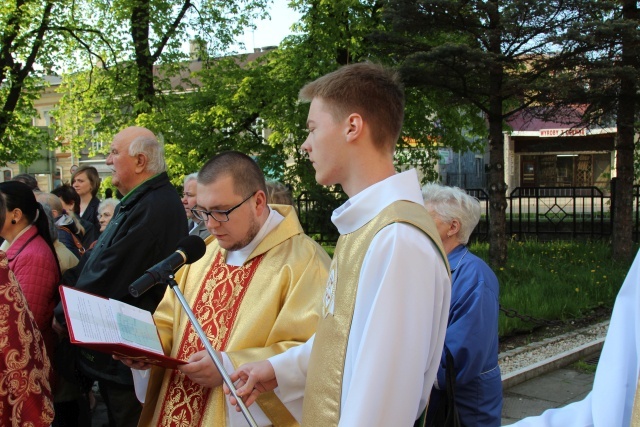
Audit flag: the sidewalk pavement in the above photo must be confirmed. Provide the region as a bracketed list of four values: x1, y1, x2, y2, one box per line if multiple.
[501, 366, 595, 425]
[91, 388, 109, 427]
[499, 326, 603, 425]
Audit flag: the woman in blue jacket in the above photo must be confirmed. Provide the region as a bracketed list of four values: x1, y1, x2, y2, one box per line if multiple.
[423, 183, 502, 427]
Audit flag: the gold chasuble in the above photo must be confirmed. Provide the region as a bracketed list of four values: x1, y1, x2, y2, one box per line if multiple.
[302, 201, 449, 427]
[139, 205, 330, 427]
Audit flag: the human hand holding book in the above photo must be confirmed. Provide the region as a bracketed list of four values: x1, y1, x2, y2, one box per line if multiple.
[59, 286, 186, 369]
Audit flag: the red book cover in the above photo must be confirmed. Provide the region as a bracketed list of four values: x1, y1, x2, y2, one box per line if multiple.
[60, 286, 186, 369]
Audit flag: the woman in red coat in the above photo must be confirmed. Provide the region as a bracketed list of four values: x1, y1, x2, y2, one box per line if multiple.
[0, 181, 61, 356]
[0, 191, 55, 426]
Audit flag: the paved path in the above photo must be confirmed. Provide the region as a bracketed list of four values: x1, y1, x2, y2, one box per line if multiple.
[91, 389, 109, 427]
[501, 366, 595, 425]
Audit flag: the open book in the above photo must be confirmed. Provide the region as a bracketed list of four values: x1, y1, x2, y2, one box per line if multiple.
[60, 286, 186, 369]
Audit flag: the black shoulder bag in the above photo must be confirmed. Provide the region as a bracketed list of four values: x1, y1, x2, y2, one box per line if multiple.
[431, 348, 462, 427]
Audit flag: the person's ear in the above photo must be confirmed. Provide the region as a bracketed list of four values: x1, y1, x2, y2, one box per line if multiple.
[254, 190, 268, 216]
[135, 153, 148, 173]
[448, 219, 461, 237]
[345, 113, 364, 142]
[10, 208, 22, 224]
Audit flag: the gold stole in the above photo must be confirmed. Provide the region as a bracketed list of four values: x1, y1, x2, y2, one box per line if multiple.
[302, 201, 448, 427]
[632, 374, 640, 426]
[154, 252, 264, 427]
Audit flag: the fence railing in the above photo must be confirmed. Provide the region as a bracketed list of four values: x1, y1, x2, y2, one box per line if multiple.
[469, 186, 612, 241]
[296, 190, 347, 244]
[297, 185, 639, 245]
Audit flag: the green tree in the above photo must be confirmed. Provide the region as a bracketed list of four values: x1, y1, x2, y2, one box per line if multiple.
[55, 0, 270, 153]
[169, 0, 484, 189]
[0, 0, 60, 164]
[615, 0, 640, 263]
[530, 0, 640, 262]
[55, 0, 486, 235]
[375, 0, 595, 267]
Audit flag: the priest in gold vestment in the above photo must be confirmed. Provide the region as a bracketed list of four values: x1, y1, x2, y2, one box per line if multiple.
[126, 152, 330, 427]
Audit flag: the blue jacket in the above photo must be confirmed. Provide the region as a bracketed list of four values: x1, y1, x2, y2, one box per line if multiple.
[427, 244, 503, 426]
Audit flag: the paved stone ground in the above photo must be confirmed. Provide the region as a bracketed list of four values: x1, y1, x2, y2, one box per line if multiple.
[501, 367, 595, 425]
[91, 387, 109, 427]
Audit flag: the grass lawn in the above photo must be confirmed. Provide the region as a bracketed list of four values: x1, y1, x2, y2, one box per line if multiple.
[471, 239, 635, 337]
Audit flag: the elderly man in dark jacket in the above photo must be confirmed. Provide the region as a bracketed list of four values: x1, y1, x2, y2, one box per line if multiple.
[54, 126, 188, 427]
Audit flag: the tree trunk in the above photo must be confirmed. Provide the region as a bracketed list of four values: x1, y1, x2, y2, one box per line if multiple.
[131, 0, 155, 114]
[487, 105, 508, 267]
[487, 0, 508, 267]
[612, 0, 638, 263]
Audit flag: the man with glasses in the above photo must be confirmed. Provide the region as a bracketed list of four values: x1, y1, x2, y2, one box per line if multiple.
[123, 151, 330, 426]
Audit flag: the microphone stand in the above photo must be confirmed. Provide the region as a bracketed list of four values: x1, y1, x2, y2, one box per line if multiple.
[166, 275, 258, 427]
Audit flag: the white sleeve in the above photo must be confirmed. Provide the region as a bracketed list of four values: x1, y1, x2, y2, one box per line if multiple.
[131, 368, 150, 403]
[269, 334, 315, 403]
[338, 223, 451, 426]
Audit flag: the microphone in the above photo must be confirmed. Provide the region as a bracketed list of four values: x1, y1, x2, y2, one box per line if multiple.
[129, 235, 207, 298]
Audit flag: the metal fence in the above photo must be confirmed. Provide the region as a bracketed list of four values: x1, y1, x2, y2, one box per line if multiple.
[297, 185, 640, 245]
[469, 186, 614, 241]
[296, 190, 347, 244]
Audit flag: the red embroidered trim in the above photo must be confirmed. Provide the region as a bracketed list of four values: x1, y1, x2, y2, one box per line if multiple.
[157, 251, 264, 427]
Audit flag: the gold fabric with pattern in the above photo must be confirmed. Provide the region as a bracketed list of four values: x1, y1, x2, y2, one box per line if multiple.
[632, 375, 640, 426]
[302, 201, 449, 427]
[139, 205, 330, 427]
[155, 251, 263, 427]
[0, 252, 54, 427]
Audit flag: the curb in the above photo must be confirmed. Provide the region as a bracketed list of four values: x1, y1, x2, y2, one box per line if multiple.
[499, 320, 609, 390]
[501, 338, 604, 390]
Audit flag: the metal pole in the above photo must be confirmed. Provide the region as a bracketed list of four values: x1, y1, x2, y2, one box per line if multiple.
[168, 277, 258, 427]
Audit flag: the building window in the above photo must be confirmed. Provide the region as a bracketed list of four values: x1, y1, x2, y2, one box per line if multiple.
[475, 157, 483, 178]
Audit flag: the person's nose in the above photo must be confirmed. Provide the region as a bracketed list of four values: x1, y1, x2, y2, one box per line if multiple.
[204, 215, 222, 231]
[300, 140, 310, 156]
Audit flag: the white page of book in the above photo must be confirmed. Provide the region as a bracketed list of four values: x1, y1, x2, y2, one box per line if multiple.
[108, 298, 163, 354]
[63, 287, 163, 355]
[63, 287, 121, 344]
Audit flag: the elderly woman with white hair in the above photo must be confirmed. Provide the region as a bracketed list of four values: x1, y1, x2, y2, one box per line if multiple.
[422, 183, 502, 427]
[97, 198, 119, 234]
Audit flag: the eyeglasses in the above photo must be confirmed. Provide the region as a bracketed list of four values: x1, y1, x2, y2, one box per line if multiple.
[190, 191, 256, 223]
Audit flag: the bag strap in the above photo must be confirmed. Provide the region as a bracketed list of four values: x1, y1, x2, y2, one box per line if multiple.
[58, 225, 86, 255]
[443, 347, 461, 427]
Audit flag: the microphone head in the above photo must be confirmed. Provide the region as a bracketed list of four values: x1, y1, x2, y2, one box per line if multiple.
[177, 235, 207, 264]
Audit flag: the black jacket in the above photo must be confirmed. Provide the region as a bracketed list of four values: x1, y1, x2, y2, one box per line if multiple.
[80, 196, 101, 244]
[55, 172, 188, 384]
